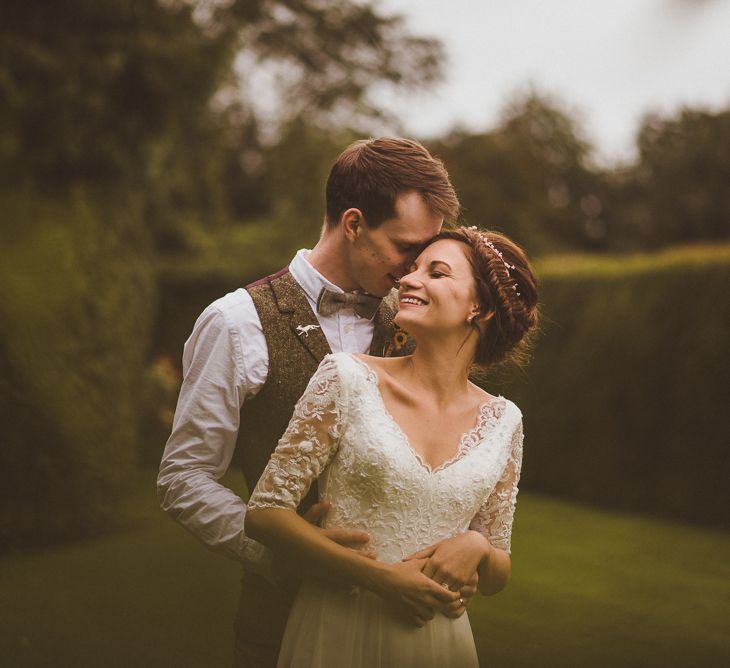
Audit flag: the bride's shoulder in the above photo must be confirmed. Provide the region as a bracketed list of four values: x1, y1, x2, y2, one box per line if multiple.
[501, 397, 522, 421]
[470, 383, 522, 423]
[324, 352, 384, 381]
[496, 397, 523, 432]
[349, 353, 409, 381]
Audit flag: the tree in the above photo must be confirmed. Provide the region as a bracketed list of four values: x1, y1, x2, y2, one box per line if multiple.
[430, 91, 606, 255]
[0, 0, 444, 246]
[633, 107, 730, 245]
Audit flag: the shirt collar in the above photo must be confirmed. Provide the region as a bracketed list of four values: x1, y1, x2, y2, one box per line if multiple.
[289, 249, 343, 304]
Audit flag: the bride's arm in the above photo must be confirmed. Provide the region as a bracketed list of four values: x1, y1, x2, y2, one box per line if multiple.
[469, 418, 524, 595]
[246, 507, 457, 625]
[245, 356, 458, 625]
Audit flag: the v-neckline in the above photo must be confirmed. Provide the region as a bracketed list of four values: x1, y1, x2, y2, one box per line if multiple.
[348, 354, 504, 475]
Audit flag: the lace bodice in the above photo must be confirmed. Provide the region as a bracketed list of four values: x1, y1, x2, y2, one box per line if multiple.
[248, 353, 524, 562]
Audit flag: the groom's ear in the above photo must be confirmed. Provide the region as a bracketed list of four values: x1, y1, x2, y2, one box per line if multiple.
[342, 208, 363, 241]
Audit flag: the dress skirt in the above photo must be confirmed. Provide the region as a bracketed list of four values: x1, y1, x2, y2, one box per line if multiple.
[277, 579, 479, 668]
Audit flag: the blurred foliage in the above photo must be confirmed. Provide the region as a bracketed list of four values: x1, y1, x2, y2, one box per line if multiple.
[0, 0, 235, 232]
[429, 91, 604, 255]
[0, 0, 443, 250]
[605, 107, 730, 250]
[497, 243, 730, 527]
[428, 93, 730, 256]
[0, 190, 156, 548]
[2, 1, 727, 256]
[138, 355, 182, 466]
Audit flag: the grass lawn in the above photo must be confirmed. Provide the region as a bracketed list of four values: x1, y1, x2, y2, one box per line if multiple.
[1, 470, 728, 668]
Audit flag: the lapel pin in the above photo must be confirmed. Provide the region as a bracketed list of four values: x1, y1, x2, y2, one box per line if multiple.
[296, 324, 321, 337]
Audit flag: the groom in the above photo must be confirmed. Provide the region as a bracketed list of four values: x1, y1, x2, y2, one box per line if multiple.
[158, 137, 461, 667]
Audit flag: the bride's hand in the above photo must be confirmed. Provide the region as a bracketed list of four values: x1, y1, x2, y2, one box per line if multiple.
[404, 531, 490, 615]
[374, 558, 460, 627]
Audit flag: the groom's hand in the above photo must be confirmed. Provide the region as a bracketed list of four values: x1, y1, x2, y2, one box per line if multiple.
[270, 502, 374, 583]
[303, 501, 375, 558]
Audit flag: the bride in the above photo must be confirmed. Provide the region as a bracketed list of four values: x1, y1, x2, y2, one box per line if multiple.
[245, 226, 539, 667]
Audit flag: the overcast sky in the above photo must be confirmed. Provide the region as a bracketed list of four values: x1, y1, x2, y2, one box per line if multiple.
[375, 0, 730, 165]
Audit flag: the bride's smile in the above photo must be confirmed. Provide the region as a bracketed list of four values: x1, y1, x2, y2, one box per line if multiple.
[396, 239, 484, 340]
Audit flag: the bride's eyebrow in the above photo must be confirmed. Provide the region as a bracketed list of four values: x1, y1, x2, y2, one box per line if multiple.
[429, 260, 453, 272]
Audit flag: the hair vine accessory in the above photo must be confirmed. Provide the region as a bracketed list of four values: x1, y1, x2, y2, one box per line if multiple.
[466, 226, 521, 296]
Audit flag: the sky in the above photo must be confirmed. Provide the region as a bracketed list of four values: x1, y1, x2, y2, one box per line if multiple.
[375, 0, 730, 165]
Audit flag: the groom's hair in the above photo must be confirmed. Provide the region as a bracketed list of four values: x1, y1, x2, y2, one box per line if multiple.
[325, 137, 459, 228]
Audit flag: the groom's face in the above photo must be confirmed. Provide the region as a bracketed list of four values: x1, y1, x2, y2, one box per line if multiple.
[349, 191, 443, 297]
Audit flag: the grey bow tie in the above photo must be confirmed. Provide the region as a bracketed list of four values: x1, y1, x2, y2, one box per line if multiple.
[316, 287, 382, 320]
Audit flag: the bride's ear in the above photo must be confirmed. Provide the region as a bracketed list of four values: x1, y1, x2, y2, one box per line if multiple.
[470, 306, 494, 327]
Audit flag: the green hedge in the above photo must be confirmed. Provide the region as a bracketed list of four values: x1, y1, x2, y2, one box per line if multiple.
[0, 190, 156, 548]
[152, 222, 305, 360]
[500, 244, 730, 527]
[153, 239, 730, 527]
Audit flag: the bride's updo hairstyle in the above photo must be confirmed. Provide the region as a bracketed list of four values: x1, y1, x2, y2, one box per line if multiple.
[436, 226, 539, 368]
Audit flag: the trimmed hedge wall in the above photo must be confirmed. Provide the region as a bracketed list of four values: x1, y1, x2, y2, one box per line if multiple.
[152, 222, 302, 361]
[501, 245, 730, 528]
[0, 190, 156, 548]
[153, 240, 730, 527]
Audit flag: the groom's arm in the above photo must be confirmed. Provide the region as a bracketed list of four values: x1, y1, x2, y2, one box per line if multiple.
[157, 290, 273, 570]
[156, 290, 370, 574]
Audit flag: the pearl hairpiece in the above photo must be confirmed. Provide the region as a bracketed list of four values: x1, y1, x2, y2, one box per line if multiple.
[466, 226, 521, 297]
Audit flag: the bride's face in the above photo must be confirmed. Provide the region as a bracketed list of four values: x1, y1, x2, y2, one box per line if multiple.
[395, 239, 480, 336]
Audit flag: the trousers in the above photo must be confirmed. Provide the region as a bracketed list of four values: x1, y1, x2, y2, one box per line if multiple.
[232, 571, 298, 668]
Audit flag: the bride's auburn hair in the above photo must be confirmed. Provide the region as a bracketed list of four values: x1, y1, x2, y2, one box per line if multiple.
[436, 227, 539, 368]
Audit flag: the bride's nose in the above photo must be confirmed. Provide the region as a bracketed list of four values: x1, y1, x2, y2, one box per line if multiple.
[398, 271, 421, 289]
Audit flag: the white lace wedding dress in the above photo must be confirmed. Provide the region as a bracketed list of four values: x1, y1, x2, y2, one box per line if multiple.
[248, 352, 524, 668]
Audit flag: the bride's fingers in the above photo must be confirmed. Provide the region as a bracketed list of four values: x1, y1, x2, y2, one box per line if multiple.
[403, 544, 437, 561]
[441, 602, 467, 619]
[421, 560, 438, 580]
[438, 593, 467, 618]
[427, 569, 455, 592]
[459, 580, 478, 601]
[405, 557, 429, 571]
[407, 613, 429, 627]
[427, 581, 460, 605]
[411, 603, 435, 622]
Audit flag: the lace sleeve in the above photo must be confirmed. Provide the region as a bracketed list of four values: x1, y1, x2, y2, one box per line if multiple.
[248, 356, 346, 511]
[469, 420, 524, 554]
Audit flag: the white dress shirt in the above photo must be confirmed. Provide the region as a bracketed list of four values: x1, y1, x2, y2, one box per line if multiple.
[157, 250, 376, 566]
